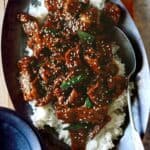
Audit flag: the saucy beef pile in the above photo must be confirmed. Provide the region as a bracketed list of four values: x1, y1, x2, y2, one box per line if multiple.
[17, 0, 127, 149]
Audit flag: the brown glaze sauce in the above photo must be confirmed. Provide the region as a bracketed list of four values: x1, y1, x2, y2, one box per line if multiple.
[17, 1, 127, 149]
[122, 0, 134, 17]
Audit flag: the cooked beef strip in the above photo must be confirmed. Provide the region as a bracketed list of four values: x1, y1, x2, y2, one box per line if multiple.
[17, 1, 125, 149]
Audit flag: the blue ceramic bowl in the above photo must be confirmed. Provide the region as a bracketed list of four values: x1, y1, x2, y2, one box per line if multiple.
[0, 107, 42, 150]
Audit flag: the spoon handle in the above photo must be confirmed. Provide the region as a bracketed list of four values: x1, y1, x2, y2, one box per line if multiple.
[132, 129, 145, 150]
[127, 88, 145, 150]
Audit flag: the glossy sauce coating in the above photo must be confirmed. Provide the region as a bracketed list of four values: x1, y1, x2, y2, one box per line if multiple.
[17, 1, 127, 149]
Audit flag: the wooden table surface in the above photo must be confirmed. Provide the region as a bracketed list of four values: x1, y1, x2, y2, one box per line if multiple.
[0, 0, 150, 149]
[0, 0, 14, 109]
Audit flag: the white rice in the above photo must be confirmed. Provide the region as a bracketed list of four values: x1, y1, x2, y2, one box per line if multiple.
[30, 60, 127, 149]
[27, 1, 128, 150]
[28, 0, 48, 22]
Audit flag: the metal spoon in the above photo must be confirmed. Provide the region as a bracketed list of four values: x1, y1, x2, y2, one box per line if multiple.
[112, 27, 144, 150]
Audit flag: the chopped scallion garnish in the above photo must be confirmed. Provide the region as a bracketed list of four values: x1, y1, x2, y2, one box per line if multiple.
[60, 74, 87, 90]
[63, 123, 92, 131]
[77, 31, 95, 43]
[85, 97, 93, 108]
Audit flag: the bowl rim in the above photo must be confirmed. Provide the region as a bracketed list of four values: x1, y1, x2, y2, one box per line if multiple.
[0, 107, 43, 150]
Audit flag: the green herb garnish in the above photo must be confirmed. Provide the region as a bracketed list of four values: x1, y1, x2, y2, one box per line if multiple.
[60, 74, 87, 90]
[63, 123, 92, 131]
[85, 97, 93, 108]
[77, 31, 95, 43]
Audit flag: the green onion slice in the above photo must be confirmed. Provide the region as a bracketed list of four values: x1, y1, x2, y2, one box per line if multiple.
[77, 31, 95, 43]
[63, 123, 92, 131]
[85, 97, 93, 108]
[60, 74, 87, 90]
